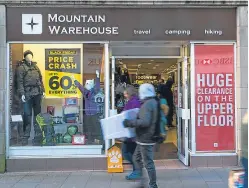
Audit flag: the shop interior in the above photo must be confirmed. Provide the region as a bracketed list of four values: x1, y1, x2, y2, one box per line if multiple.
[113, 58, 179, 159]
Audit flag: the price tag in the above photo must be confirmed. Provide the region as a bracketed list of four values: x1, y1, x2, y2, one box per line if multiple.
[72, 135, 86, 145]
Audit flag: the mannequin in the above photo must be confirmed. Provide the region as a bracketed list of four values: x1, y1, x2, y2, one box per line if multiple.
[16, 50, 45, 146]
[71, 70, 103, 144]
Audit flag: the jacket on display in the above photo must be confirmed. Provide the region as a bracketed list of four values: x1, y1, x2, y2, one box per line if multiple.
[74, 78, 100, 116]
[16, 60, 45, 100]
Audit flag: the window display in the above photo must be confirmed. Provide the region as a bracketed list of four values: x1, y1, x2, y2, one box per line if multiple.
[9, 43, 105, 148]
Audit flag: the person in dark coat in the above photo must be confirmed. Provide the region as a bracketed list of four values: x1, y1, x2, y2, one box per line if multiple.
[122, 86, 141, 180]
[164, 79, 174, 127]
[157, 79, 164, 93]
[123, 83, 159, 188]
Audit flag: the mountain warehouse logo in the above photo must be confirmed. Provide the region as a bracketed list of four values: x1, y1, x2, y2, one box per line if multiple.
[22, 14, 43, 34]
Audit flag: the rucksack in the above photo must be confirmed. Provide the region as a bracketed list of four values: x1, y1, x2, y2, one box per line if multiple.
[152, 97, 166, 144]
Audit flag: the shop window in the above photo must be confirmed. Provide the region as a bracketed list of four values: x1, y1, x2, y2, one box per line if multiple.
[9, 43, 105, 148]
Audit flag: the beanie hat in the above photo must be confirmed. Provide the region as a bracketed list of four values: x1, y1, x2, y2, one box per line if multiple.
[23, 50, 33, 58]
[139, 83, 156, 100]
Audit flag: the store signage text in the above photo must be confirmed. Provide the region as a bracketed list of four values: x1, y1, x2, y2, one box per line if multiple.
[195, 45, 235, 151]
[6, 8, 236, 41]
[136, 75, 159, 80]
[88, 58, 102, 66]
[45, 49, 82, 98]
[196, 73, 234, 127]
[48, 14, 119, 35]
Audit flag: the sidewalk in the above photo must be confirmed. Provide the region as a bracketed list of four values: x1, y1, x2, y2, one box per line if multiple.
[0, 167, 233, 188]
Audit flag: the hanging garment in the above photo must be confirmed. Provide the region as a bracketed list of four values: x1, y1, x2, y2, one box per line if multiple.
[120, 68, 131, 85]
[94, 88, 105, 118]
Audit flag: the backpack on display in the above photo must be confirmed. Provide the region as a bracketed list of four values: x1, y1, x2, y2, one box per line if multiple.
[36, 113, 56, 146]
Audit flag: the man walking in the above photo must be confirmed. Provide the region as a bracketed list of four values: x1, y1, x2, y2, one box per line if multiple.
[124, 83, 159, 188]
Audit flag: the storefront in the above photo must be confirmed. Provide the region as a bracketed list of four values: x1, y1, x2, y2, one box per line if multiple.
[1, 6, 245, 171]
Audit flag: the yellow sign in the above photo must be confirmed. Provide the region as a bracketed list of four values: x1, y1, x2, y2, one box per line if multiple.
[45, 49, 82, 98]
[107, 145, 123, 173]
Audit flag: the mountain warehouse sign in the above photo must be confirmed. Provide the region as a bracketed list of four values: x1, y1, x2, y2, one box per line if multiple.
[6, 8, 236, 41]
[48, 14, 119, 35]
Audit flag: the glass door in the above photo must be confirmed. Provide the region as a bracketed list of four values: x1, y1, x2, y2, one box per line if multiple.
[177, 56, 190, 166]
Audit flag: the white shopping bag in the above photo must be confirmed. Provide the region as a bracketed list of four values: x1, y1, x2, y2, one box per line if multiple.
[101, 108, 139, 140]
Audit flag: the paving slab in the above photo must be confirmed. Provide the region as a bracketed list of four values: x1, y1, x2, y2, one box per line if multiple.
[197, 168, 223, 182]
[206, 181, 227, 188]
[0, 168, 231, 188]
[12, 182, 38, 188]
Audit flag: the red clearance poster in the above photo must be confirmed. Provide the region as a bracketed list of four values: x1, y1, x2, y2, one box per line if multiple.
[195, 45, 235, 151]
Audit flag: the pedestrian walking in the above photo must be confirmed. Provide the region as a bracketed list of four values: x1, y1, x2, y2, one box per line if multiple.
[157, 89, 169, 138]
[164, 79, 174, 127]
[123, 83, 159, 188]
[122, 85, 142, 180]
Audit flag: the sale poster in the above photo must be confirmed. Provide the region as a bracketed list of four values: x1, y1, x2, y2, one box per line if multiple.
[45, 49, 82, 98]
[195, 45, 235, 151]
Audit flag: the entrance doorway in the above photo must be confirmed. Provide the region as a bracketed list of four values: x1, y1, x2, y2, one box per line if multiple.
[111, 50, 191, 165]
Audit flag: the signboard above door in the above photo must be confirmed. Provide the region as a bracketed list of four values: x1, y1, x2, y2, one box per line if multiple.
[6, 8, 236, 41]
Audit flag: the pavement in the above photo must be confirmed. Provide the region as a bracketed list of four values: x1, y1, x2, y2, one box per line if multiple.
[0, 167, 234, 188]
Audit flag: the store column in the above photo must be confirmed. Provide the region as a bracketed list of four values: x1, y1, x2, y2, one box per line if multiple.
[237, 6, 248, 161]
[0, 5, 6, 173]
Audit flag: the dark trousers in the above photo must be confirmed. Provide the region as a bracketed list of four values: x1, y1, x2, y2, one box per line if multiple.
[83, 114, 102, 143]
[167, 105, 174, 126]
[23, 94, 42, 141]
[242, 157, 248, 188]
[122, 141, 137, 171]
[133, 144, 158, 188]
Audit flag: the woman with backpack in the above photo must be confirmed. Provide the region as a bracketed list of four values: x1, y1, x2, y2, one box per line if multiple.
[123, 83, 159, 188]
[157, 89, 169, 138]
[122, 85, 141, 180]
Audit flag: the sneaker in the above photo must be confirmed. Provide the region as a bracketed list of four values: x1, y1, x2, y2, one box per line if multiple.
[125, 171, 142, 180]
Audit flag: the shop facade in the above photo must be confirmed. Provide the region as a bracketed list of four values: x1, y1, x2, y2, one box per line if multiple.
[0, 2, 247, 172]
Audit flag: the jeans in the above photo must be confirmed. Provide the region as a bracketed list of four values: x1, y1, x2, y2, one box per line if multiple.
[133, 144, 158, 188]
[122, 141, 137, 171]
[23, 94, 42, 141]
[242, 157, 248, 188]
